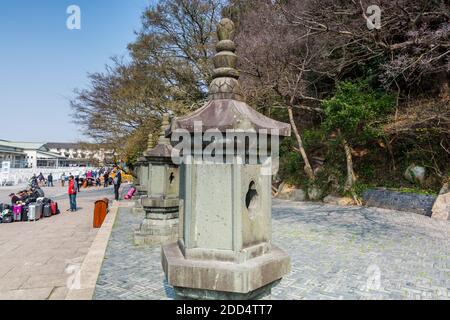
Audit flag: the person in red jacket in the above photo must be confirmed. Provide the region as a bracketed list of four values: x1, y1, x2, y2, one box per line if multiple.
[68, 175, 78, 212]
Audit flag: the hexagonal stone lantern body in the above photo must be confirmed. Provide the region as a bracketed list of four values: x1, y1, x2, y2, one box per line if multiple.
[134, 156, 149, 198]
[131, 155, 149, 215]
[162, 18, 291, 299]
[133, 114, 180, 246]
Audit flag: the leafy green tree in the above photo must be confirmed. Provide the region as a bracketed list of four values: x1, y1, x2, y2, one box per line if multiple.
[72, 0, 225, 163]
[322, 80, 394, 193]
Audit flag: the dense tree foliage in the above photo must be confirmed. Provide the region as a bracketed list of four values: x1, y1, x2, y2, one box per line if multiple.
[72, 0, 224, 162]
[72, 0, 449, 195]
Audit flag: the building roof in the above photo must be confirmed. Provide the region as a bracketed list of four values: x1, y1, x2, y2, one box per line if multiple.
[36, 150, 67, 159]
[0, 140, 47, 151]
[45, 142, 82, 150]
[0, 140, 25, 153]
[0, 147, 26, 156]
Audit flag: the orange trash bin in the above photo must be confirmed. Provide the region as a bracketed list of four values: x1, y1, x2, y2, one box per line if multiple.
[93, 198, 109, 228]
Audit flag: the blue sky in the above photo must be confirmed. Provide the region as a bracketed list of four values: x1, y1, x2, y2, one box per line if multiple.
[0, 0, 153, 142]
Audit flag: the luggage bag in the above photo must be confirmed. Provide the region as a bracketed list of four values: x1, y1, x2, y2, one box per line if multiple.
[124, 187, 137, 200]
[28, 203, 42, 221]
[36, 204, 43, 220]
[13, 205, 22, 221]
[43, 204, 51, 217]
[50, 202, 59, 215]
[2, 209, 13, 223]
[21, 205, 29, 221]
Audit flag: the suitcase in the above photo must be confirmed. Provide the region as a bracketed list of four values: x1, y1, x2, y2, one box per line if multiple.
[36, 204, 43, 220]
[50, 202, 59, 215]
[2, 210, 13, 223]
[43, 204, 51, 217]
[2, 215, 13, 223]
[35, 188, 45, 198]
[21, 205, 29, 222]
[28, 203, 41, 221]
[13, 205, 22, 221]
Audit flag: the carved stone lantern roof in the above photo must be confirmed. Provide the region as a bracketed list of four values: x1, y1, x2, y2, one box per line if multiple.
[168, 18, 291, 137]
[136, 156, 147, 165]
[144, 113, 174, 164]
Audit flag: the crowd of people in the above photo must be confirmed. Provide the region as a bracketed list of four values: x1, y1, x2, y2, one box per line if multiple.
[66, 166, 124, 211]
[5, 166, 124, 216]
[58, 168, 120, 189]
[29, 168, 114, 190]
[63, 166, 123, 212]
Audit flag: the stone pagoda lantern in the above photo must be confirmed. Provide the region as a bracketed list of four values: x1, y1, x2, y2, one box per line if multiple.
[131, 134, 152, 214]
[133, 114, 180, 246]
[162, 18, 291, 299]
[133, 133, 153, 198]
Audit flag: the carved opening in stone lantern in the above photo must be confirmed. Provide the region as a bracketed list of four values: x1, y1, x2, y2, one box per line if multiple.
[245, 181, 259, 220]
[169, 172, 175, 185]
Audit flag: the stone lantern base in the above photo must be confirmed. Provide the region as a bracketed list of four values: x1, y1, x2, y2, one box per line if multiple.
[135, 185, 148, 198]
[173, 282, 278, 300]
[131, 186, 148, 214]
[161, 242, 291, 300]
[132, 207, 146, 215]
[133, 198, 179, 246]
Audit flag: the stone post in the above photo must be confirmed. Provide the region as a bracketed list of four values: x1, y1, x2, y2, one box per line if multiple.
[133, 114, 180, 246]
[162, 18, 291, 299]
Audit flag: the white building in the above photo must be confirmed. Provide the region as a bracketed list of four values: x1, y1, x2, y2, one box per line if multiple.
[0, 140, 27, 168]
[46, 142, 114, 167]
[0, 140, 114, 169]
[0, 140, 65, 168]
[0, 140, 114, 186]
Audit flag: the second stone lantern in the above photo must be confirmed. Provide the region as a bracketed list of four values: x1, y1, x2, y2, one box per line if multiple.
[162, 18, 291, 299]
[133, 114, 180, 246]
[133, 134, 153, 198]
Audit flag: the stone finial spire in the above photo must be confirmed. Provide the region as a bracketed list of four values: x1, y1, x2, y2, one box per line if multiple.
[146, 113, 171, 151]
[158, 113, 171, 145]
[147, 133, 154, 151]
[209, 18, 244, 101]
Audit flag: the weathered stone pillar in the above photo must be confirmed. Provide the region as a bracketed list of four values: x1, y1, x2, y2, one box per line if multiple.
[133, 114, 180, 246]
[162, 18, 291, 300]
[135, 155, 150, 198]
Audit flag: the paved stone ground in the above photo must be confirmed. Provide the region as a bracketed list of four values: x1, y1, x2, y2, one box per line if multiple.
[95, 199, 450, 300]
[0, 184, 115, 300]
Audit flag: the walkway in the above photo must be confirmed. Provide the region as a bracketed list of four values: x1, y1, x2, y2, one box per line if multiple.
[0, 185, 114, 299]
[94, 200, 450, 300]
